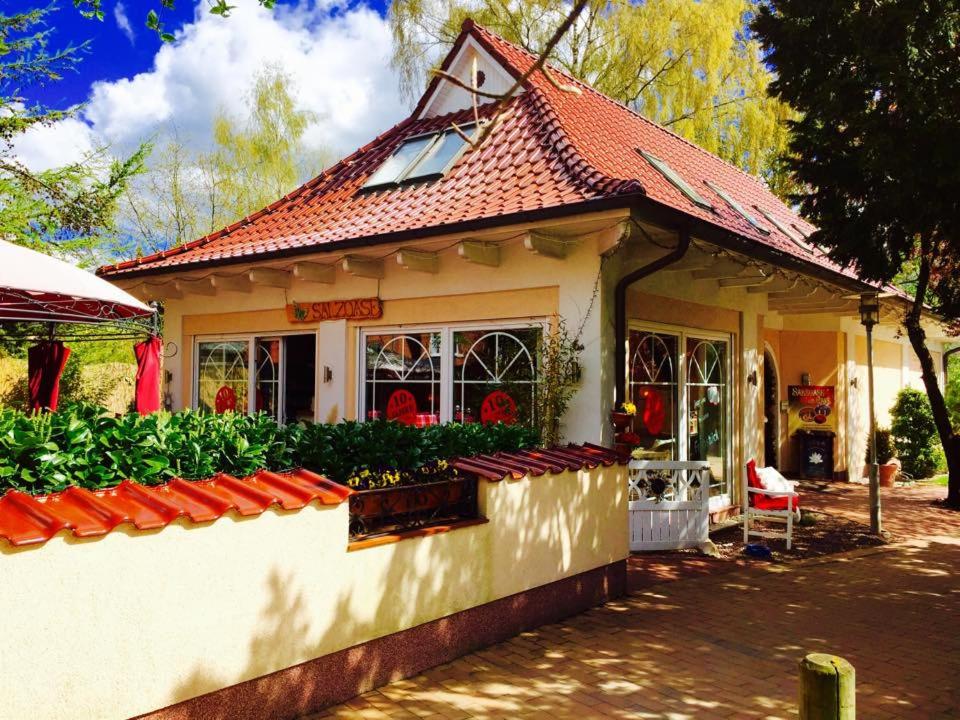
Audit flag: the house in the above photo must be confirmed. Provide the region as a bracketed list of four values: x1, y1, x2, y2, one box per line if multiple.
[99, 20, 953, 512]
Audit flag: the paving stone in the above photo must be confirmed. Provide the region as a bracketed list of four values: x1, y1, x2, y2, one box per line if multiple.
[310, 485, 957, 719]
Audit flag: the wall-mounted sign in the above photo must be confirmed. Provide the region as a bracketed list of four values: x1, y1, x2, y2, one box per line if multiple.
[286, 297, 382, 323]
[787, 385, 836, 434]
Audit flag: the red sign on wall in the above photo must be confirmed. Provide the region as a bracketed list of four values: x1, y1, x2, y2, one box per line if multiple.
[286, 297, 382, 323]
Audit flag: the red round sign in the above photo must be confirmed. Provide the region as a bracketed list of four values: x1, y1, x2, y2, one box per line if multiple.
[480, 390, 517, 425]
[386, 389, 418, 425]
[215, 386, 237, 414]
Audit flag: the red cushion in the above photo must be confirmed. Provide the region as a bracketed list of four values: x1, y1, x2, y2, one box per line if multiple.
[746, 459, 800, 511]
[753, 492, 801, 512]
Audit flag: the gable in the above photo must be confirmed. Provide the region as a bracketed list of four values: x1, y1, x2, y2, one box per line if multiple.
[418, 34, 521, 118]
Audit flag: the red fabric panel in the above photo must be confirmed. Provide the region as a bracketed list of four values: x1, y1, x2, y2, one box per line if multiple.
[134, 336, 163, 415]
[753, 493, 802, 512]
[27, 341, 71, 412]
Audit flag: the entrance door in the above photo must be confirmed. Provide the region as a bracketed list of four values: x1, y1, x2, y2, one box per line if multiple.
[763, 349, 779, 468]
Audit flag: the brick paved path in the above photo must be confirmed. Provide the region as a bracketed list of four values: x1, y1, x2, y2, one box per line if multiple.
[309, 485, 958, 719]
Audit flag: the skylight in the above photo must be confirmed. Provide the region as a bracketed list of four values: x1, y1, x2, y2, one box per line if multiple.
[638, 150, 713, 210]
[363, 125, 475, 190]
[704, 180, 769, 234]
[755, 207, 816, 254]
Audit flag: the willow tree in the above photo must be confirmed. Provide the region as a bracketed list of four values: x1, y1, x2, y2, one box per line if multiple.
[390, 0, 795, 194]
[120, 68, 329, 256]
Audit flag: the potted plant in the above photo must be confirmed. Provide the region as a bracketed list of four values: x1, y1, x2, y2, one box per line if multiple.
[611, 401, 636, 432]
[866, 427, 898, 487]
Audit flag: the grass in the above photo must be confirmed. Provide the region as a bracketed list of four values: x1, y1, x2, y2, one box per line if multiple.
[926, 474, 948, 486]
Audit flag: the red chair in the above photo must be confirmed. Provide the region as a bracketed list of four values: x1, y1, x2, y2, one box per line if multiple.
[743, 459, 801, 549]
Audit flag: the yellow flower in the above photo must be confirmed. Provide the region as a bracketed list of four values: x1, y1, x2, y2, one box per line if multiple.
[622, 401, 637, 416]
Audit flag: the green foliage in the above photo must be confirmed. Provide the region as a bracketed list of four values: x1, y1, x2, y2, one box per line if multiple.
[390, 0, 796, 195]
[866, 426, 895, 464]
[119, 68, 329, 256]
[0, 5, 147, 263]
[0, 406, 541, 495]
[752, 1, 960, 307]
[295, 420, 540, 486]
[890, 389, 940, 479]
[534, 317, 583, 447]
[947, 352, 960, 428]
[0, 405, 294, 493]
[73, 0, 275, 42]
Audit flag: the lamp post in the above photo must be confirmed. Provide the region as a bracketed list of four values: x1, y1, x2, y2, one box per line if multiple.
[859, 291, 881, 534]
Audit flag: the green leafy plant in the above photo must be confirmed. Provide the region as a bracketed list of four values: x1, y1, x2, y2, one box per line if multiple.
[534, 316, 584, 447]
[0, 406, 541, 495]
[866, 427, 896, 465]
[890, 389, 939, 479]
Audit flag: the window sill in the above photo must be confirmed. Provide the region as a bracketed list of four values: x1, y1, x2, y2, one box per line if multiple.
[348, 517, 488, 552]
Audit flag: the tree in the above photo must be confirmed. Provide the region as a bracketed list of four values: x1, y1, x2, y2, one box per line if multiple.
[753, 1, 960, 508]
[118, 68, 329, 257]
[74, 0, 276, 43]
[390, 0, 796, 195]
[0, 5, 146, 266]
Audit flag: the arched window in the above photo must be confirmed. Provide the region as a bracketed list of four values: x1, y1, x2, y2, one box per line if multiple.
[628, 331, 678, 458]
[453, 328, 538, 424]
[686, 339, 728, 496]
[197, 341, 249, 413]
[364, 332, 440, 424]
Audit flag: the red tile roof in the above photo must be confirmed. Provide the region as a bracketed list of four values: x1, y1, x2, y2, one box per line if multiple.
[97, 20, 859, 286]
[451, 443, 622, 481]
[0, 469, 351, 547]
[0, 444, 623, 548]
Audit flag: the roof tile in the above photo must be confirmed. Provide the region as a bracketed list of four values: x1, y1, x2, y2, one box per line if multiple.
[99, 23, 857, 284]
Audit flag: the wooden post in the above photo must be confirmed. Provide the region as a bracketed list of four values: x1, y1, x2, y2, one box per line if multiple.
[799, 653, 855, 719]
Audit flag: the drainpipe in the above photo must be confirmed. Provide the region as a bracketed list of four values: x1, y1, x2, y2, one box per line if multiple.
[614, 227, 691, 407]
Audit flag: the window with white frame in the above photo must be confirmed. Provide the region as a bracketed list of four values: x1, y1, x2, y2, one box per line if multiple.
[628, 326, 732, 501]
[194, 334, 316, 423]
[360, 323, 542, 426]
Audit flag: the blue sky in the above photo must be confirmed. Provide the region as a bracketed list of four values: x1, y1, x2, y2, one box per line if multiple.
[28, 1, 391, 108]
[15, 1, 403, 170]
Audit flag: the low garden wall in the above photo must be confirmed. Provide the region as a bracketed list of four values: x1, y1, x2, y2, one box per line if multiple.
[0, 462, 628, 720]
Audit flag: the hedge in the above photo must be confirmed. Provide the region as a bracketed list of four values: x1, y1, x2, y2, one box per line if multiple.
[0, 404, 541, 495]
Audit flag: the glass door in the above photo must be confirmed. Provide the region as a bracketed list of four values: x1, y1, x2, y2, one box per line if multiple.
[686, 337, 730, 507]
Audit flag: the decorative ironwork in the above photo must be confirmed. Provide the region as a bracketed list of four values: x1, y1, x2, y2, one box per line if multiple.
[348, 476, 480, 540]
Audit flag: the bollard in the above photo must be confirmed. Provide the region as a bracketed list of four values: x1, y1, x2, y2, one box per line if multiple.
[799, 653, 856, 719]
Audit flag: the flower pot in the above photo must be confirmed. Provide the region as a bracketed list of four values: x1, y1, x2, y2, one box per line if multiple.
[349, 476, 478, 539]
[611, 411, 633, 432]
[878, 463, 898, 487]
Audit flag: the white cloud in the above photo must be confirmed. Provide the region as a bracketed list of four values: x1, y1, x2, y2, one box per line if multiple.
[87, 1, 406, 159]
[114, 2, 135, 44]
[14, 1, 408, 171]
[10, 116, 97, 172]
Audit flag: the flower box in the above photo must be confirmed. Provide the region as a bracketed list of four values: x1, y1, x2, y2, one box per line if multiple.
[348, 475, 479, 540]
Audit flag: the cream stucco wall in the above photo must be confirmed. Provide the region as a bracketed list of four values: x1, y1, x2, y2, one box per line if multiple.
[0, 466, 628, 720]
[152, 216, 626, 446]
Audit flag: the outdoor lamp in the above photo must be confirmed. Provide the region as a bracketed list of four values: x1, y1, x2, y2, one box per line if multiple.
[858, 291, 880, 328]
[859, 290, 882, 534]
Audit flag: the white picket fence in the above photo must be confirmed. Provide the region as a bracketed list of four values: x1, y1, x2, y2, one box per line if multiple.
[628, 459, 711, 551]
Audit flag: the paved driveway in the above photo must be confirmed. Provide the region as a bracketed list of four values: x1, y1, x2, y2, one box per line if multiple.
[310, 485, 958, 719]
